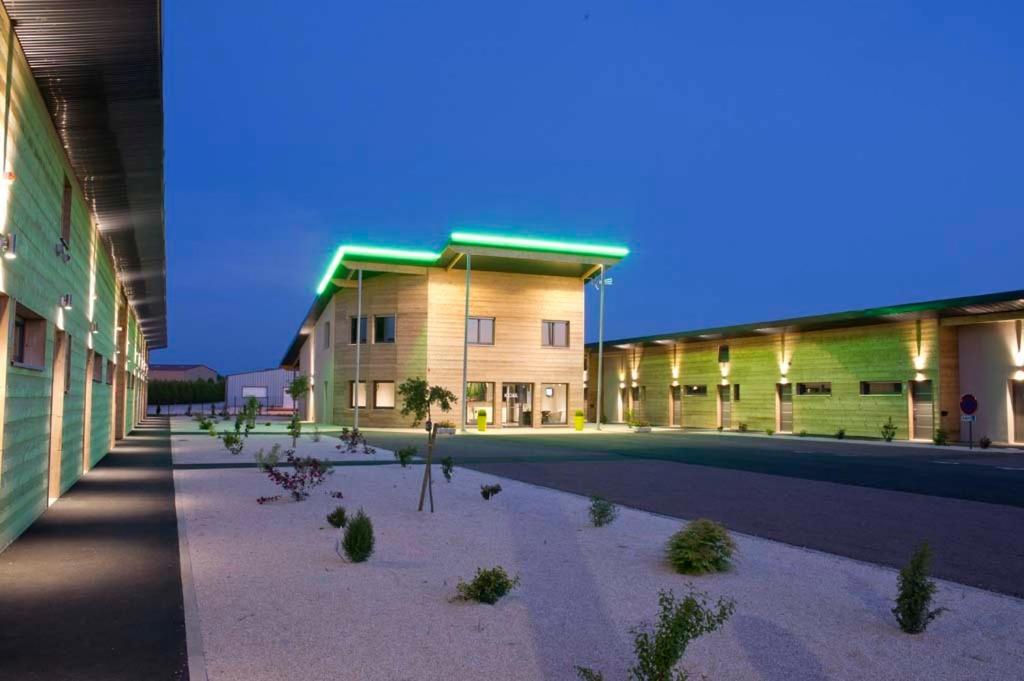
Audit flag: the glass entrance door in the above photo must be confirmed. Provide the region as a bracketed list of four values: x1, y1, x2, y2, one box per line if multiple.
[911, 380, 934, 441]
[502, 383, 533, 426]
[1012, 380, 1024, 444]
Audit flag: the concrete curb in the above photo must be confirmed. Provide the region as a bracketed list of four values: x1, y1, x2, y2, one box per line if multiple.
[173, 452, 209, 681]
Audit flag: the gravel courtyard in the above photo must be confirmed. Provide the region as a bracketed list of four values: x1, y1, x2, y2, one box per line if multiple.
[173, 431, 1024, 681]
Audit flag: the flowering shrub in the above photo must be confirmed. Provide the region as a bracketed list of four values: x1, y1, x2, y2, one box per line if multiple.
[259, 449, 333, 502]
[480, 484, 502, 500]
[338, 427, 376, 454]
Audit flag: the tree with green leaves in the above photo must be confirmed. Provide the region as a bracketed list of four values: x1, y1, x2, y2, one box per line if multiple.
[287, 374, 310, 416]
[397, 377, 457, 512]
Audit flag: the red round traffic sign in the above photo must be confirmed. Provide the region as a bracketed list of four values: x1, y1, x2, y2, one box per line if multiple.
[960, 394, 978, 415]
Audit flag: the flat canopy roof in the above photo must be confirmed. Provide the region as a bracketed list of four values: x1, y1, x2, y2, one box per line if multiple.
[588, 288, 1024, 349]
[7, 0, 167, 348]
[283, 230, 628, 367]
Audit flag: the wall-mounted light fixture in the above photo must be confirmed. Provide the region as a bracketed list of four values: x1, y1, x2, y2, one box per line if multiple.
[719, 362, 730, 378]
[913, 355, 926, 371]
[1014, 370, 1024, 382]
[779, 360, 790, 375]
[2, 171, 15, 185]
[630, 369, 639, 381]
[89, 321, 98, 333]
[914, 372, 927, 382]
[780, 377, 789, 385]
[60, 293, 73, 310]
[671, 380, 679, 387]
[55, 240, 71, 263]
[618, 381, 626, 389]
[0, 232, 15, 259]
[631, 381, 638, 388]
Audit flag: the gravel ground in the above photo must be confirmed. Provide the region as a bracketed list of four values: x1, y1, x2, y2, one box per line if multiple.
[174, 434, 1024, 681]
[172, 431, 394, 466]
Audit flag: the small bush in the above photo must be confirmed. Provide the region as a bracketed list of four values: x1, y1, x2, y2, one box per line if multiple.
[326, 506, 347, 528]
[979, 436, 991, 449]
[893, 543, 945, 634]
[441, 456, 454, 482]
[480, 483, 502, 500]
[881, 417, 897, 442]
[254, 443, 281, 471]
[341, 509, 375, 562]
[589, 496, 618, 527]
[395, 445, 416, 468]
[221, 431, 244, 456]
[737, 422, 748, 433]
[260, 450, 333, 502]
[835, 428, 846, 440]
[666, 519, 736, 575]
[798, 430, 808, 437]
[455, 566, 520, 604]
[339, 427, 376, 454]
[764, 428, 775, 436]
[933, 429, 949, 446]
[311, 423, 321, 443]
[576, 588, 735, 681]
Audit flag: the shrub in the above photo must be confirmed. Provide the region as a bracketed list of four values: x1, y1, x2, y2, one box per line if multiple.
[326, 506, 347, 528]
[339, 427, 375, 454]
[480, 483, 502, 500]
[455, 566, 520, 604]
[589, 496, 618, 527]
[764, 428, 775, 436]
[835, 428, 846, 440]
[395, 445, 416, 467]
[341, 509, 375, 562]
[634, 419, 651, 429]
[666, 519, 736, 575]
[933, 429, 949, 446]
[798, 430, 808, 437]
[311, 423, 321, 443]
[576, 588, 734, 681]
[893, 543, 945, 634]
[979, 436, 991, 449]
[881, 417, 897, 442]
[441, 456, 454, 482]
[260, 449, 333, 501]
[287, 412, 302, 447]
[737, 422, 748, 433]
[221, 431, 244, 456]
[254, 443, 281, 471]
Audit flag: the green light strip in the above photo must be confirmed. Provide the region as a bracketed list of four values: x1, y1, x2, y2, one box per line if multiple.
[449, 231, 629, 258]
[315, 245, 441, 293]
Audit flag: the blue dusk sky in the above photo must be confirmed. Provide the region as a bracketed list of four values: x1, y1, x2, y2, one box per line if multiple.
[155, 1, 1022, 375]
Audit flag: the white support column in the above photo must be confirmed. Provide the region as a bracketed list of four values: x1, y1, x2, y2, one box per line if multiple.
[596, 264, 606, 431]
[460, 254, 471, 433]
[354, 268, 363, 429]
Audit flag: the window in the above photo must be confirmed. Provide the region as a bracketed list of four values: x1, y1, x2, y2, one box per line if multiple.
[540, 383, 568, 424]
[374, 315, 396, 343]
[465, 381, 494, 424]
[467, 317, 494, 345]
[127, 373, 135, 390]
[242, 386, 268, 399]
[631, 385, 646, 402]
[684, 384, 707, 396]
[60, 176, 72, 245]
[321, 321, 331, 349]
[349, 316, 368, 344]
[374, 381, 395, 408]
[718, 345, 730, 363]
[861, 381, 902, 396]
[106, 359, 115, 385]
[348, 380, 367, 407]
[92, 353, 103, 382]
[11, 306, 45, 369]
[732, 384, 741, 401]
[542, 320, 569, 347]
[64, 335, 72, 394]
[797, 382, 832, 396]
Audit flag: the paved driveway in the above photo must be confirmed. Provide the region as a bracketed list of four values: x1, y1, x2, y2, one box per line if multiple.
[363, 429, 1024, 597]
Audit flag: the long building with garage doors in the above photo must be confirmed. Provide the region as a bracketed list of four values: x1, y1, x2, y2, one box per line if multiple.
[586, 289, 1024, 445]
[0, 2, 165, 552]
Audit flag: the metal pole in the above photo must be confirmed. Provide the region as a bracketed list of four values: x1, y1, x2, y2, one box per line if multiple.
[460, 253, 471, 433]
[596, 264, 605, 431]
[354, 268, 363, 429]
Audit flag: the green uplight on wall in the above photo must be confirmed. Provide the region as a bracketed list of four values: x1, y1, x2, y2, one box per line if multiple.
[449, 231, 629, 259]
[315, 245, 441, 294]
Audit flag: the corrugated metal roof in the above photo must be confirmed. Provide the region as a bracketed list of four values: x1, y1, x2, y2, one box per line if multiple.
[5, 0, 166, 348]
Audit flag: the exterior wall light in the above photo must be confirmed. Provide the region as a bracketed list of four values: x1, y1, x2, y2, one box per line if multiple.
[719, 362, 730, 378]
[1014, 370, 1024, 382]
[631, 381, 638, 388]
[89, 321, 98, 333]
[631, 369, 639, 381]
[780, 377, 789, 385]
[720, 378, 729, 386]
[913, 355, 926, 371]
[914, 372, 927, 382]
[0, 232, 16, 259]
[671, 379, 679, 387]
[779, 360, 789, 375]
[60, 293, 73, 310]
[618, 381, 626, 389]
[671, 366, 679, 379]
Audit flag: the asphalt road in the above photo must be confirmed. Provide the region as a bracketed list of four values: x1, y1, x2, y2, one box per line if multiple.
[362, 429, 1024, 597]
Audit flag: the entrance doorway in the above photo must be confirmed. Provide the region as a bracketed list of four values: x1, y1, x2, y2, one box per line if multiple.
[718, 384, 731, 429]
[670, 385, 682, 426]
[777, 383, 793, 433]
[48, 330, 69, 502]
[1012, 380, 1024, 444]
[501, 383, 533, 426]
[911, 380, 934, 441]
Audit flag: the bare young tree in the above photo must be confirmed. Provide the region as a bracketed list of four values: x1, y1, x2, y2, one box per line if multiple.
[397, 377, 457, 512]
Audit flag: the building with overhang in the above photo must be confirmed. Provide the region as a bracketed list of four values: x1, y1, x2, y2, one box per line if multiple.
[586, 290, 1024, 445]
[0, 1, 166, 551]
[281, 232, 628, 428]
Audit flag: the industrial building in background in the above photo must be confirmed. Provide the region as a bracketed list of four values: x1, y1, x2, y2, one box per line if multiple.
[0, 1, 165, 551]
[225, 367, 298, 413]
[149, 363, 218, 382]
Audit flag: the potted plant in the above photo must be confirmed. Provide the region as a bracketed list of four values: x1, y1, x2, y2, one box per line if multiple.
[436, 420, 456, 435]
[574, 408, 585, 431]
[477, 408, 487, 432]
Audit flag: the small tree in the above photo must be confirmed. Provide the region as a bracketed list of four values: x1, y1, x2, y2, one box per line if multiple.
[397, 377, 457, 512]
[287, 374, 310, 416]
[893, 543, 945, 634]
[287, 412, 302, 448]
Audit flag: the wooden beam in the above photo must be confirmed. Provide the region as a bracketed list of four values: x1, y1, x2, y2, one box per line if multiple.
[455, 244, 620, 266]
[581, 263, 602, 281]
[446, 251, 465, 271]
[341, 260, 430, 276]
[331, 278, 359, 288]
[940, 311, 1024, 327]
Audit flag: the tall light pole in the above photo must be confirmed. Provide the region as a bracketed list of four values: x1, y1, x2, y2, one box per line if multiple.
[460, 253, 471, 433]
[596, 264, 606, 431]
[353, 268, 363, 429]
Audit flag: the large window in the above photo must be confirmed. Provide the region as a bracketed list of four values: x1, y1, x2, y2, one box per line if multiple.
[374, 381, 395, 408]
[467, 317, 494, 345]
[684, 384, 707, 396]
[349, 380, 367, 407]
[542, 320, 569, 347]
[11, 306, 45, 369]
[242, 386, 268, 399]
[860, 381, 902, 396]
[540, 383, 568, 424]
[374, 315, 396, 343]
[106, 359, 115, 385]
[465, 381, 494, 424]
[92, 353, 103, 382]
[797, 382, 832, 396]
[350, 316, 368, 344]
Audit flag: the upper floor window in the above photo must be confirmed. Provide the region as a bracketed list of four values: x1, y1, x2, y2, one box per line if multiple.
[350, 316, 368, 344]
[542, 320, 569, 347]
[467, 317, 494, 345]
[718, 345, 730, 363]
[321, 321, 331, 350]
[93, 353, 103, 382]
[60, 176, 73, 245]
[797, 382, 831, 396]
[684, 384, 707, 396]
[374, 315, 396, 343]
[11, 305, 45, 369]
